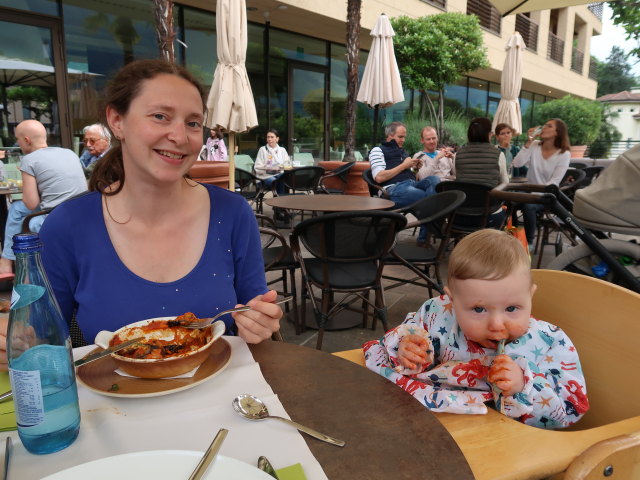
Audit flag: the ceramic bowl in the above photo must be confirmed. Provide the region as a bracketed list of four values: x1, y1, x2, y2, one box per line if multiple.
[94, 318, 226, 379]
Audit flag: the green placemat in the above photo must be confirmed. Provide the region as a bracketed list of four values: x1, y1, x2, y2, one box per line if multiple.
[275, 463, 307, 480]
[0, 372, 16, 431]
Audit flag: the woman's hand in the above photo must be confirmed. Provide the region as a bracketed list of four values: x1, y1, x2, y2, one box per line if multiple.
[487, 354, 525, 397]
[233, 290, 283, 344]
[398, 334, 429, 370]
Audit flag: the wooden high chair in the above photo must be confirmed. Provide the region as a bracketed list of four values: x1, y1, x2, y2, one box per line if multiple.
[333, 270, 640, 480]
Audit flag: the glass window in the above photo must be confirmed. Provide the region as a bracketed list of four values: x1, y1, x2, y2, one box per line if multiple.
[444, 77, 467, 113]
[0, 0, 58, 16]
[520, 91, 534, 131]
[182, 7, 216, 88]
[467, 77, 488, 117]
[487, 82, 501, 119]
[269, 28, 327, 66]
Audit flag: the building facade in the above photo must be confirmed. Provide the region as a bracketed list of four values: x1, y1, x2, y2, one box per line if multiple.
[598, 88, 640, 142]
[0, 0, 602, 161]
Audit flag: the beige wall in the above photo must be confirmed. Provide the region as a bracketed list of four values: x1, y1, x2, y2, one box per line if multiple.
[184, 0, 601, 99]
[602, 101, 640, 141]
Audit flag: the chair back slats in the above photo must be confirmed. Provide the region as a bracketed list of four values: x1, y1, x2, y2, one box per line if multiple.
[436, 181, 501, 218]
[277, 166, 325, 194]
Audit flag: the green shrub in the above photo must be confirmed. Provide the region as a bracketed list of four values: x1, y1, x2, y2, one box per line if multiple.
[533, 95, 602, 146]
[399, 110, 468, 154]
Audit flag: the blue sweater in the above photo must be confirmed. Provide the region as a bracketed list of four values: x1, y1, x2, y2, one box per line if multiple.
[40, 184, 267, 341]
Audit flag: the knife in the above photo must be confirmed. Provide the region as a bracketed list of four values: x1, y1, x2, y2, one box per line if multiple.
[257, 456, 280, 479]
[0, 337, 144, 402]
[188, 428, 228, 480]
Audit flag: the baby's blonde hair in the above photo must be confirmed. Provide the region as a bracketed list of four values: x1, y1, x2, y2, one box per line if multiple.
[447, 229, 530, 283]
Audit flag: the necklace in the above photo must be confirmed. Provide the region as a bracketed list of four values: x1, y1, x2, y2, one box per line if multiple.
[103, 194, 131, 225]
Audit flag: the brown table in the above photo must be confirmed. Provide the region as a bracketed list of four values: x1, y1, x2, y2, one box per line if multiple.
[265, 194, 394, 212]
[250, 341, 474, 480]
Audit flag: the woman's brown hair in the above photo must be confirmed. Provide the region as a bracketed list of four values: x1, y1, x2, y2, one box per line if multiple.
[89, 59, 205, 195]
[541, 118, 571, 153]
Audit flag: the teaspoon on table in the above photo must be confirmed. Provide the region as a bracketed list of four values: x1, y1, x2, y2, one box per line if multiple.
[232, 394, 345, 447]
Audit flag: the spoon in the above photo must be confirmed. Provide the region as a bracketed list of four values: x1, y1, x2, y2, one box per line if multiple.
[232, 394, 345, 447]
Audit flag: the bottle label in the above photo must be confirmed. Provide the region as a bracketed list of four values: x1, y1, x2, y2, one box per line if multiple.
[10, 284, 46, 310]
[8, 368, 44, 427]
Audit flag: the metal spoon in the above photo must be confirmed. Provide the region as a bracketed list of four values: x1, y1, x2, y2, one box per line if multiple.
[232, 394, 345, 447]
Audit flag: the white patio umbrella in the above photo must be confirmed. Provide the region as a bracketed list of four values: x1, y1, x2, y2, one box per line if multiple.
[489, 0, 593, 16]
[205, 0, 258, 190]
[492, 32, 525, 136]
[356, 13, 404, 145]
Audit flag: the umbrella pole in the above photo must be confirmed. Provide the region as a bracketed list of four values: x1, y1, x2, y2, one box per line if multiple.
[371, 105, 379, 147]
[228, 132, 236, 191]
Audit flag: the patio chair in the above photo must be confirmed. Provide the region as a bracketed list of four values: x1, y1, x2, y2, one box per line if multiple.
[256, 214, 301, 334]
[234, 154, 254, 173]
[383, 190, 466, 297]
[272, 166, 325, 227]
[317, 161, 355, 194]
[333, 269, 640, 480]
[235, 168, 265, 213]
[362, 168, 391, 200]
[290, 210, 407, 350]
[569, 161, 588, 170]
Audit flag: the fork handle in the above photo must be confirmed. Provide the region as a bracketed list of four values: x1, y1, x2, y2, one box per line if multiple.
[272, 415, 345, 447]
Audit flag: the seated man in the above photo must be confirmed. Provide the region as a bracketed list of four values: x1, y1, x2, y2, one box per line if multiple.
[0, 120, 88, 278]
[80, 123, 111, 178]
[412, 126, 455, 181]
[369, 121, 440, 246]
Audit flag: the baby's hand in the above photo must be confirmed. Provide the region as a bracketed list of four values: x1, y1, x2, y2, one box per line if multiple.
[487, 354, 524, 397]
[398, 334, 430, 370]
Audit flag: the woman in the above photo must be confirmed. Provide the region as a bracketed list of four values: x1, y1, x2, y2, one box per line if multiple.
[511, 118, 571, 250]
[253, 129, 289, 191]
[7, 59, 282, 347]
[204, 126, 227, 161]
[495, 123, 527, 178]
[454, 117, 510, 228]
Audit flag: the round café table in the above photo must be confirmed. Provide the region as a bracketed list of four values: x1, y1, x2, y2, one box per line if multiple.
[250, 341, 474, 480]
[265, 194, 394, 213]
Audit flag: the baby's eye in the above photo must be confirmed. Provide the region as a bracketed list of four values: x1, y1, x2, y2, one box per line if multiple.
[473, 306, 486, 313]
[506, 306, 518, 312]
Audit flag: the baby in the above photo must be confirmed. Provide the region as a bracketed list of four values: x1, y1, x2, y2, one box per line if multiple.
[364, 229, 589, 429]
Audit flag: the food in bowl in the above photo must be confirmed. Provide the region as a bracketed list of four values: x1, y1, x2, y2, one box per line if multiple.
[94, 313, 226, 379]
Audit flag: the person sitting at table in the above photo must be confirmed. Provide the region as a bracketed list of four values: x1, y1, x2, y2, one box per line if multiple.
[0, 119, 87, 280]
[511, 118, 571, 251]
[254, 128, 288, 191]
[364, 229, 589, 429]
[412, 126, 455, 181]
[495, 122, 526, 178]
[0, 59, 282, 364]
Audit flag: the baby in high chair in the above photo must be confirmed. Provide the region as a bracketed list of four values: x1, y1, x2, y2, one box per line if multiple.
[364, 229, 589, 429]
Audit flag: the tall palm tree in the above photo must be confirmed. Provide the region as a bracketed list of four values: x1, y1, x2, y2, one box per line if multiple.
[344, 0, 361, 162]
[153, 0, 176, 63]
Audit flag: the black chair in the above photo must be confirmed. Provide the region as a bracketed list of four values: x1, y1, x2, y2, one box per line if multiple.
[290, 211, 407, 350]
[362, 168, 391, 200]
[569, 161, 588, 170]
[272, 166, 325, 227]
[235, 168, 266, 213]
[578, 165, 605, 189]
[383, 190, 466, 297]
[435, 181, 505, 239]
[317, 161, 355, 194]
[559, 168, 588, 200]
[256, 214, 301, 333]
[21, 209, 53, 233]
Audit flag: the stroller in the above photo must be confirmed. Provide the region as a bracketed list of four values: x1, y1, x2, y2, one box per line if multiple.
[492, 145, 640, 293]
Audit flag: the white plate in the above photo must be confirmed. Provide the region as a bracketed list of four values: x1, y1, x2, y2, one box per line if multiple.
[42, 450, 273, 479]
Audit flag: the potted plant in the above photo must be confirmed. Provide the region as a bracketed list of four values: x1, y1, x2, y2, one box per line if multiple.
[533, 95, 603, 158]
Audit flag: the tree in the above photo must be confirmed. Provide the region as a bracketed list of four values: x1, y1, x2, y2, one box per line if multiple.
[391, 13, 489, 139]
[595, 46, 638, 97]
[344, 0, 361, 162]
[610, 1, 640, 61]
[534, 96, 602, 146]
[153, 0, 176, 63]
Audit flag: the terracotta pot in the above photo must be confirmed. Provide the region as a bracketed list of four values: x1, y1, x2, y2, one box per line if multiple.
[569, 145, 588, 159]
[188, 161, 230, 189]
[318, 160, 370, 197]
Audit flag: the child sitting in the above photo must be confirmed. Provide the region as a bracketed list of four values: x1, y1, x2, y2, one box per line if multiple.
[364, 229, 589, 429]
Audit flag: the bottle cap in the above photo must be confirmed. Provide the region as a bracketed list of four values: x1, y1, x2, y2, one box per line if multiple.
[12, 233, 43, 253]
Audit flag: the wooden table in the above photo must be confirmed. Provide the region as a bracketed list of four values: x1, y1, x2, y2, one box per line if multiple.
[250, 341, 474, 480]
[265, 194, 394, 212]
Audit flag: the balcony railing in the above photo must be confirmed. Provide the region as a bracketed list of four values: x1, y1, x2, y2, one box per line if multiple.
[571, 47, 584, 73]
[587, 3, 603, 21]
[421, 0, 446, 8]
[589, 57, 598, 80]
[467, 0, 501, 35]
[515, 14, 538, 52]
[547, 32, 564, 65]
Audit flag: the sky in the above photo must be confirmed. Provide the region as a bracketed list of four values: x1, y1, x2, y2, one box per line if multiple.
[589, 3, 640, 77]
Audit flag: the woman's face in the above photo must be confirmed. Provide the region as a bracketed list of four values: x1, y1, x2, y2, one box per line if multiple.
[107, 73, 204, 185]
[540, 120, 558, 141]
[496, 128, 513, 147]
[266, 132, 278, 148]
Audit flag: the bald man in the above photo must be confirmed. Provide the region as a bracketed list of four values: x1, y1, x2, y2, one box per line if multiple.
[0, 120, 87, 277]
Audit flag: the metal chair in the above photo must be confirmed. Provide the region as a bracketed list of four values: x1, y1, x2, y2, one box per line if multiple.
[317, 161, 355, 194]
[235, 168, 266, 213]
[290, 211, 407, 350]
[362, 168, 392, 200]
[272, 166, 325, 227]
[383, 190, 466, 297]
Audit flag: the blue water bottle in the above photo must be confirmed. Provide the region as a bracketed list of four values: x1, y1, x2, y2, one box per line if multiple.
[7, 233, 80, 454]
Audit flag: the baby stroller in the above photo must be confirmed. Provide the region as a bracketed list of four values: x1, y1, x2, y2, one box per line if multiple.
[491, 146, 640, 293]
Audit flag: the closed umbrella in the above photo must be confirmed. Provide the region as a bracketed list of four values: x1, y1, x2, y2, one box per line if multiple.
[205, 0, 258, 190]
[356, 13, 404, 146]
[489, 0, 593, 16]
[492, 32, 525, 135]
